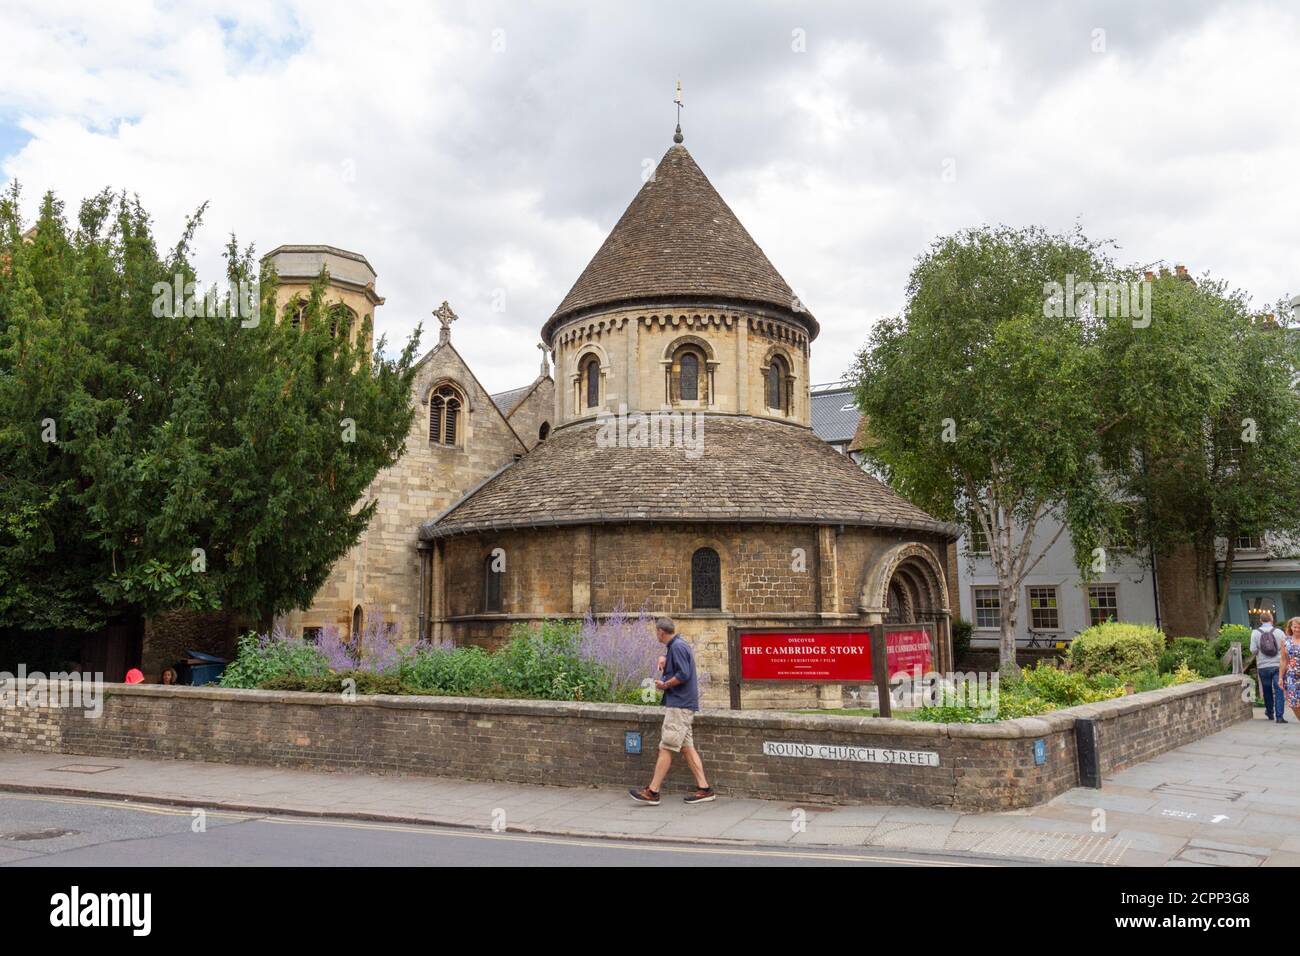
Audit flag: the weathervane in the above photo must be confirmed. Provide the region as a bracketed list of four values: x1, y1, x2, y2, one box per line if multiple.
[673, 80, 684, 144]
[434, 300, 458, 346]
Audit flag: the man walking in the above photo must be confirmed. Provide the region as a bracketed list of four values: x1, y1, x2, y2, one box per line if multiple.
[1252, 611, 1286, 724]
[629, 617, 715, 805]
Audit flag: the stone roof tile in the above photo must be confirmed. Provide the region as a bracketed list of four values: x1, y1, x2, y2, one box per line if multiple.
[421, 415, 956, 539]
[542, 145, 817, 344]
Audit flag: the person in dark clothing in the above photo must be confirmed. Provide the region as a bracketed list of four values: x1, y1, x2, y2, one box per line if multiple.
[629, 617, 715, 805]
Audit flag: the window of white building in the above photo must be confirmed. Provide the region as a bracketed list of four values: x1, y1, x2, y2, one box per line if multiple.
[1087, 584, 1119, 627]
[973, 587, 1001, 630]
[1028, 586, 1060, 631]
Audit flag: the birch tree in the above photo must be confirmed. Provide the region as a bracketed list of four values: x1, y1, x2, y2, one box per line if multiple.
[851, 225, 1117, 678]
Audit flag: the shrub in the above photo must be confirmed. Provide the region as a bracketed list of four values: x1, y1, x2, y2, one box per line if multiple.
[577, 606, 661, 700]
[1214, 624, 1251, 661]
[951, 618, 973, 662]
[494, 621, 613, 702]
[315, 606, 405, 674]
[396, 642, 498, 695]
[1170, 662, 1203, 685]
[219, 627, 330, 689]
[1159, 636, 1224, 678]
[260, 670, 410, 695]
[1068, 622, 1164, 677]
[1126, 669, 1166, 693]
[1019, 661, 1125, 706]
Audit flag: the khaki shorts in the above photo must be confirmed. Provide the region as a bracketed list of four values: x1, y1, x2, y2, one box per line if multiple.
[660, 707, 695, 752]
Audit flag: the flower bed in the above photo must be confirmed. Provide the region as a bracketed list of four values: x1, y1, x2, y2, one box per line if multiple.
[219, 608, 663, 705]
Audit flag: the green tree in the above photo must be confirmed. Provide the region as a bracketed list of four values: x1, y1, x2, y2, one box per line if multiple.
[849, 225, 1120, 677]
[1095, 271, 1300, 637]
[0, 183, 421, 630]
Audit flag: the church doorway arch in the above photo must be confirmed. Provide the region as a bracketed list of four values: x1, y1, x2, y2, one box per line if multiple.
[860, 542, 953, 671]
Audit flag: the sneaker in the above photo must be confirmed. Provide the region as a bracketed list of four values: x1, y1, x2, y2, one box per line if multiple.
[684, 787, 716, 804]
[628, 787, 661, 805]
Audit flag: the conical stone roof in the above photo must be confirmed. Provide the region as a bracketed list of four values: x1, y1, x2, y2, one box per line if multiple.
[421, 416, 956, 539]
[542, 144, 817, 344]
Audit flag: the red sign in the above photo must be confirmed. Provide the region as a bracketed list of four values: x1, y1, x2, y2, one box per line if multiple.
[739, 632, 872, 681]
[738, 628, 933, 682]
[886, 628, 933, 677]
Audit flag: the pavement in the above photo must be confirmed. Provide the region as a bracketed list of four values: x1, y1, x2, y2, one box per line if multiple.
[0, 710, 1296, 866]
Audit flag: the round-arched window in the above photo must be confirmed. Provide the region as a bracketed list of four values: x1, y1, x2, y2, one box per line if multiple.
[691, 547, 722, 610]
[429, 383, 464, 446]
[766, 355, 788, 412]
[583, 356, 601, 409]
[679, 352, 700, 401]
[484, 553, 503, 612]
[538, 421, 550, 441]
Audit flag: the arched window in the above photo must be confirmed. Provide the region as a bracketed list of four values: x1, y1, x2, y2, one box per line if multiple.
[351, 605, 363, 637]
[288, 299, 307, 331]
[538, 422, 550, 441]
[766, 355, 788, 412]
[583, 356, 601, 409]
[327, 304, 355, 339]
[429, 383, 464, 446]
[679, 352, 699, 401]
[484, 554, 503, 612]
[691, 547, 722, 610]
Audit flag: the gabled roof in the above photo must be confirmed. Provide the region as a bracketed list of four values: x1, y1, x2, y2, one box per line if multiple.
[490, 383, 535, 417]
[413, 340, 529, 453]
[542, 143, 817, 344]
[421, 415, 956, 539]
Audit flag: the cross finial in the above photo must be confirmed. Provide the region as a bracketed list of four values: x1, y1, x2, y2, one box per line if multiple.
[537, 341, 550, 378]
[673, 80, 684, 144]
[434, 300, 458, 345]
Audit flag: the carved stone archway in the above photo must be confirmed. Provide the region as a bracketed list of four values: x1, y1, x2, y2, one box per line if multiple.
[859, 541, 953, 671]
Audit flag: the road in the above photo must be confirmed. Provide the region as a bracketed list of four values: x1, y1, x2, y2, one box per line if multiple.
[0, 793, 1031, 867]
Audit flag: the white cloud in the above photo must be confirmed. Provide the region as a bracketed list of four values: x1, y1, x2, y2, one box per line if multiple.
[2, 0, 1297, 393]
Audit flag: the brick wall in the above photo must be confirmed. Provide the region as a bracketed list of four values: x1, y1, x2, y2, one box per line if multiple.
[0, 675, 1249, 811]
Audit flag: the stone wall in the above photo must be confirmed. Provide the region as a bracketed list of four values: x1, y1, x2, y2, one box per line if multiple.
[281, 339, 542, 643]
[436, 522, 955, 708]
[551, 304, 813, 428]
[0, 675, 1250, 811]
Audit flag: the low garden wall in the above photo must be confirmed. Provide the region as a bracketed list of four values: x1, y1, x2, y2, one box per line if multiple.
[0, 674, 1250, 811]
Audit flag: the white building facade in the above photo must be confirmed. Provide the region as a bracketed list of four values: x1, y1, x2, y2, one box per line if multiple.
[956, 515, 1159, 646]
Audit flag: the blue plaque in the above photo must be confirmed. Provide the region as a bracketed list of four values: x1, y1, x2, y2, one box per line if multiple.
[624, 731, 642, 755]
[1033, 739, 1046, 765]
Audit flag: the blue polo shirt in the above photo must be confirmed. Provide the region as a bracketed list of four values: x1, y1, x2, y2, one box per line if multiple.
[662, 636, 699, 711]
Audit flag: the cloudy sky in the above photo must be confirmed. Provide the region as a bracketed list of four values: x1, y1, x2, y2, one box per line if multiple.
[2, 0, 1296, 392]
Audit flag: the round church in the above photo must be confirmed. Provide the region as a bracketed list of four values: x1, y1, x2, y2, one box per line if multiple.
[411, 133, 960, 708]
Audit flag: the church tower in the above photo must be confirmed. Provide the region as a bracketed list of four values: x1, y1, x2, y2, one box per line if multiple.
[262, 244, 384, 352]
[544, 141, 817, 430]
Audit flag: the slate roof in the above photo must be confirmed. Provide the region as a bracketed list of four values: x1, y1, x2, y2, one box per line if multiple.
[490, 384, 533, 416]
[811, 386, 862, 445]
[542, 144, 818, 344]
[420, 415, 956, 539]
